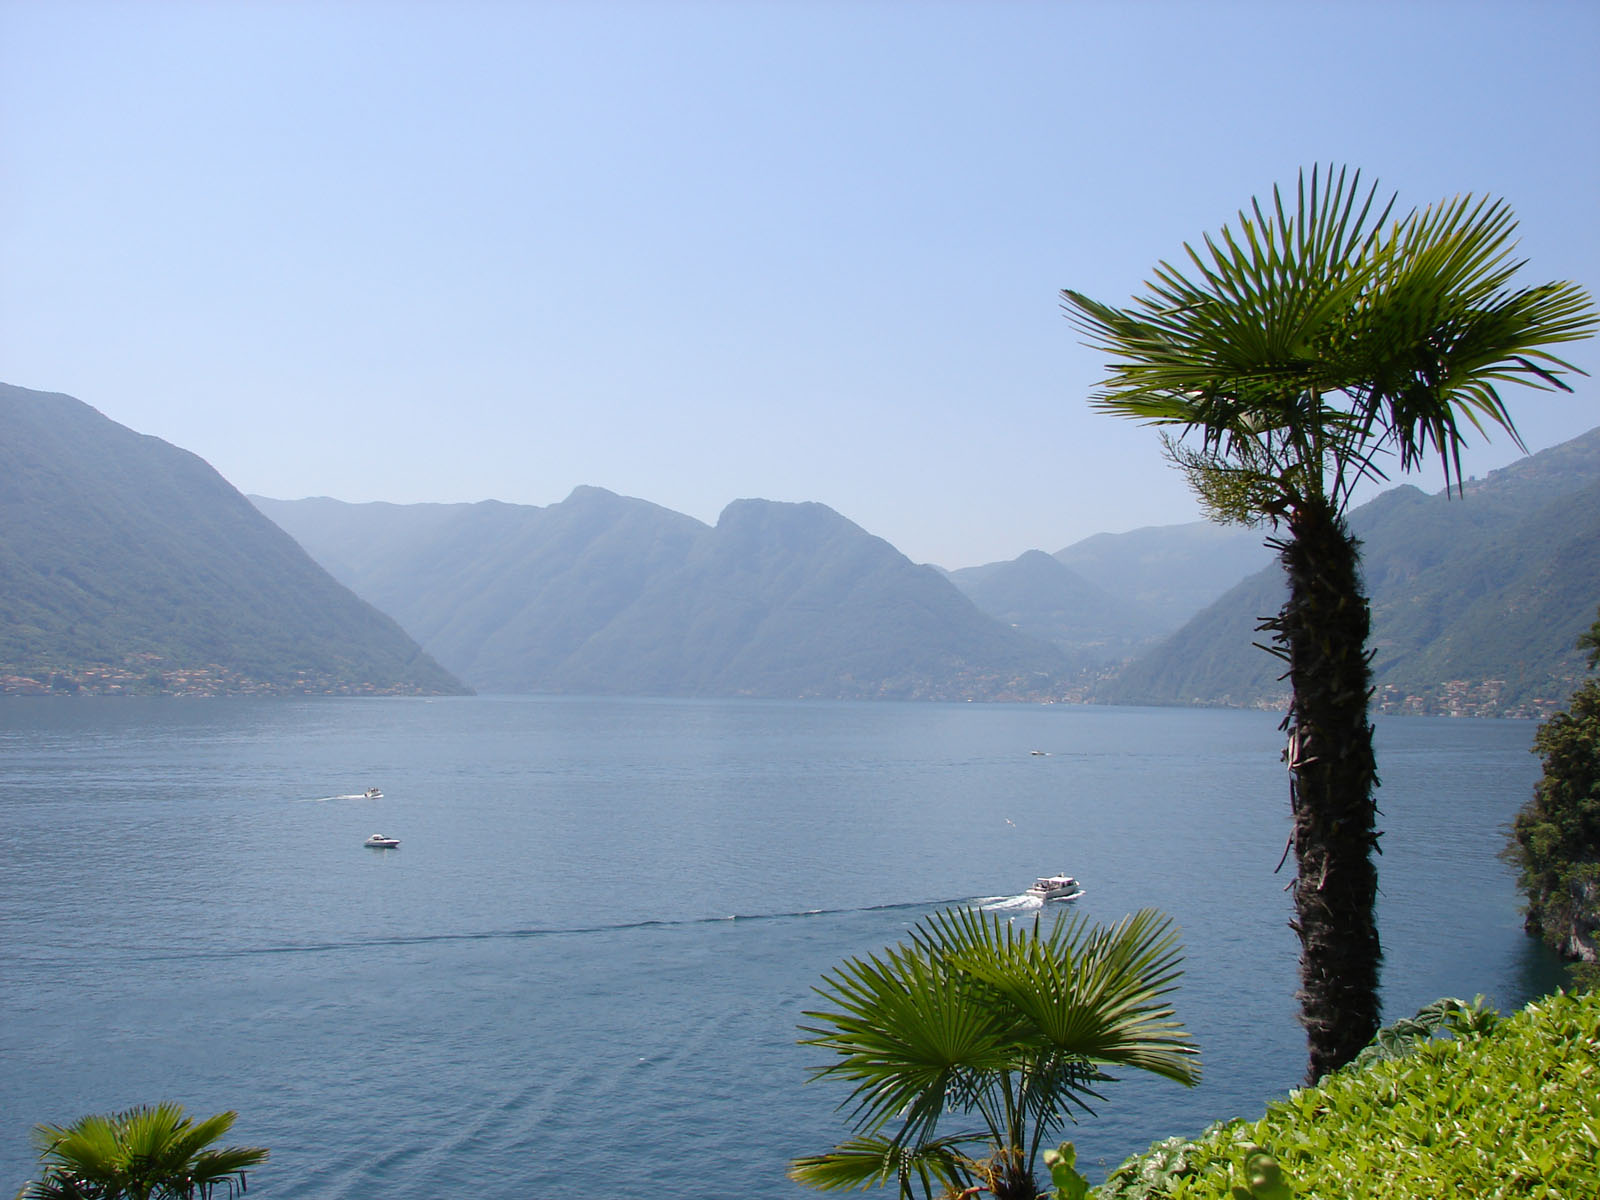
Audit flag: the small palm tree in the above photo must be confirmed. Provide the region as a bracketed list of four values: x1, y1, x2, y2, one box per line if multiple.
[16, 1104, 268, 1200]
[1061, 166, 1595, 1079]
[790, 906, 1198, 1199]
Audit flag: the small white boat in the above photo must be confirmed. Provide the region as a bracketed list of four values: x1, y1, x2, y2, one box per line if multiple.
[1026, 874, 1081, 902]
[364, 833, 400, 849]
[364, 787, 383, 799]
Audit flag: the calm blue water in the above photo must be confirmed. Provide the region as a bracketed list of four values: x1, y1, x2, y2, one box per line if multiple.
[0, 697, 1563, 1197]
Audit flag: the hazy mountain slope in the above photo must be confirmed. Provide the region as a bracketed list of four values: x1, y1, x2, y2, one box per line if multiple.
[1098, 569, 1285, 708]
[246, 496, 480, 588]
[947, 549, 1161, 666]
[554, 499, 1068, 698]
[0, 382, 467, 694]
[259, 492, 1072, 699]
[1100, 427, 1600, 711]
[1055, 522, 1274, 629]
[258, 488, 708, 688]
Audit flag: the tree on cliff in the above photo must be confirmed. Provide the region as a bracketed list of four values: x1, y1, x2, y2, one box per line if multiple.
[1061, 166, 1596, 1079]
[1510, 605, 1600, 975]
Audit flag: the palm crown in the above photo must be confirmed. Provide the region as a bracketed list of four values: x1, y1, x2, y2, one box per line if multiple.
[18, 1103, 268, 1200]
[791, 906, 1197, 1199]
[1062, 165, 1595, 522]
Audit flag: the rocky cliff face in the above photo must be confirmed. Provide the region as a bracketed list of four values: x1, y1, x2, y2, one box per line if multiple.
[1553, 879, 1600, 964]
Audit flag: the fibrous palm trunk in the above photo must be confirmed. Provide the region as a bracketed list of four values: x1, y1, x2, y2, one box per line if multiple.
[1266, 502, 1382, 1081]
[982, 1147, 1036, 1200]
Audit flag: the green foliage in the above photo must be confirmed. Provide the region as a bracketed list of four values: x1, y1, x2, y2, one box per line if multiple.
[1227, 1149, 1291, 1200]
[1577, 606, 1600, 670]
[1044, 1142, 1091, 1200]
[1346, 994, 1500, 1070]
[1098, 990, 1600, 1200]
[1509, 607, 1600, 960]
[791, 907, 1198, 1199]
[16, 1103, 268, 1199]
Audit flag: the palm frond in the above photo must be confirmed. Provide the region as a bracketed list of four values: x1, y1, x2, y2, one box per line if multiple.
[794, 906, 1200, 1195]
[1345, 190, 1597, 486]
[789, 1134, 976, 1197]
[1062, 165, 1597, 518]
[19, 1105, 267, 1200]
[800, 938, 1016, 1148]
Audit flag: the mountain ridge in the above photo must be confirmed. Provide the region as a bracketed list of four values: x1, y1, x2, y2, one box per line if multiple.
[10, 378, 1595, 713]
[0, 382, 468, 696]
[254, 489, 1073, 700]
[1095, 425, 1600, 716]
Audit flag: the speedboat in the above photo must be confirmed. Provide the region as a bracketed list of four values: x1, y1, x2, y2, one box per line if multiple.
[364, 833, 400, 849]
[1026, 874, 1081, 902]
[364, 787, 383, 799]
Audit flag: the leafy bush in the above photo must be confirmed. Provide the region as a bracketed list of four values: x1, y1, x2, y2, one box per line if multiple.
[1096, 990, 1600, 1199]
[1507, 605, 1600, 970]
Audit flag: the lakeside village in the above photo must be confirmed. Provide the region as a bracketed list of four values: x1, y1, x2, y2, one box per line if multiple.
[0, 656, 1581, 718]
[0, 655, 433, 698]
[1374, 678, 1571, 721]
[1174, 679, 1573, 721]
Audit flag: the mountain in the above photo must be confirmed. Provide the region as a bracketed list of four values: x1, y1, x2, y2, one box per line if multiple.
[0, 383, 467, 695]
[1054, 522, 1274, 630]
[1099, 427, 1600, 715]
[255, 490, 1074, 700]
[946, 523, 1276, 667]
[945, 550, 1161, 667]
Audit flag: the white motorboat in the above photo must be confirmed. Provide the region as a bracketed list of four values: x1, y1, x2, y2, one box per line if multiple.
[364, 833, 400, 849]
[1026, 874, 1081, 902]
[364, 787, 383, 799]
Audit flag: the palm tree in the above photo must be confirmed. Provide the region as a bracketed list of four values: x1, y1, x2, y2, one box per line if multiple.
[790, 906, 1198, 1199]
[17, 1104, 268, 1200]
[1061, 166, 1595, 1079]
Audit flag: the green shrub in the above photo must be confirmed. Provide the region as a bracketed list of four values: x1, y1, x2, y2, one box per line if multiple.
[1098, 990, 1600, 1199]
[1507, 606, 1600, 967]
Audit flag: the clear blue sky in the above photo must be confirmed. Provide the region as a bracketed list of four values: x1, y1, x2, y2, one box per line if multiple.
[4, 0, 1597, 568]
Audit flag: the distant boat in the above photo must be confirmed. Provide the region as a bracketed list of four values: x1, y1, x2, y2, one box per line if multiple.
[364, 833, 400, 849]
[1025, 874, 1081, 902]
[364, 787, 383, 799]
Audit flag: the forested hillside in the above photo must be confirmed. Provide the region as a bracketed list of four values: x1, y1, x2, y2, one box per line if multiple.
[1099, 427, 1600, 715]
[0, 383, 467, 695]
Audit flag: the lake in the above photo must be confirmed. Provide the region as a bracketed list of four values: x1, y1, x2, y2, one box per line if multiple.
[0, 696, 1565, 1197]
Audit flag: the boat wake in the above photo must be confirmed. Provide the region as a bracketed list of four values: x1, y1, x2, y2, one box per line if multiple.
[978, 893, 1043, 912]
[299, 794, 379, 803]
[100, 895, 1047, 964]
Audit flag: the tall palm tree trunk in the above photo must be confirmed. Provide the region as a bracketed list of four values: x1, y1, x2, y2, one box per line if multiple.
[1268, 502, 1382, 1080]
